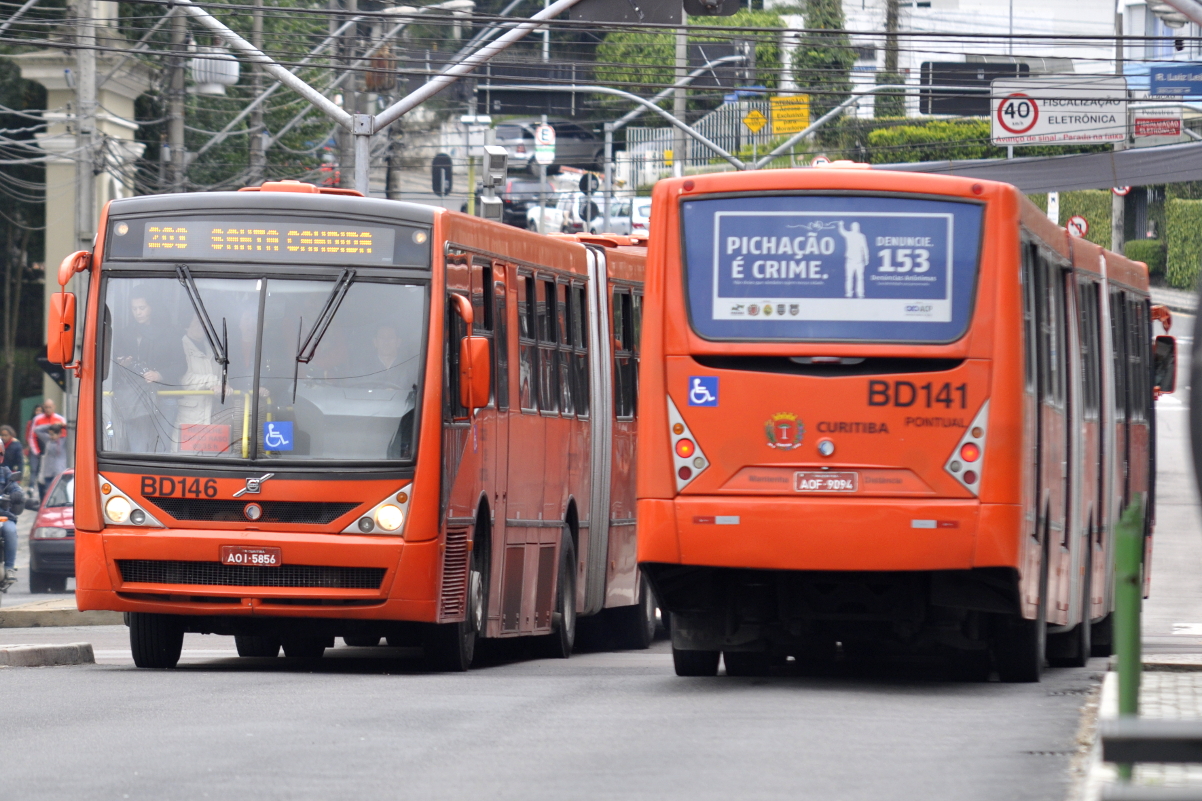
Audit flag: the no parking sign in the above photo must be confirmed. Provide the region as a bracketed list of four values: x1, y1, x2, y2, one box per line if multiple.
[1067, 215, 1089, 238]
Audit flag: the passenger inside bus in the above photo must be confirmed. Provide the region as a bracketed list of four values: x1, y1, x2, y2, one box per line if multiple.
[112, 290, 184, 453]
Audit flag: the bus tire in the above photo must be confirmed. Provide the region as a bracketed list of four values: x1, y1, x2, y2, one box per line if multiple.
[129, 613, 184, 669]
[1049, 544, 1092, 668]
[424, 528, 487, 671]
[541, 529, 577, 659]
[343, 635, 382, 647]
[1091, 614, 1114, 657]
[609, 575, 657, 650]
[724, 650, 771, 677]
[281, 638, 328, 659]
[235, 635, 280, 658]
[673, 647, 720, 677]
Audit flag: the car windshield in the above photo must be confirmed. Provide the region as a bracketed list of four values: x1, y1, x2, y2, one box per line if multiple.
[46, 474, 73, 507]
[495, 125, 525, 140]
[100, 275, 425, 463]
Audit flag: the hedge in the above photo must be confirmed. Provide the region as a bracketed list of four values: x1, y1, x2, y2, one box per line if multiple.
[1024, 191, 1111, 248]
[1166, 199, 1202, 289]
[1123, 239, 1165, 276]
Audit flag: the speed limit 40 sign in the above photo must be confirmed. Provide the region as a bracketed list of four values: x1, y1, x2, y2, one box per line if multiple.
[991, 77, 1127, 146]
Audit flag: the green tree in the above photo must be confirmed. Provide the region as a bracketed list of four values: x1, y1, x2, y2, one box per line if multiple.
[792, 0, 854, 119]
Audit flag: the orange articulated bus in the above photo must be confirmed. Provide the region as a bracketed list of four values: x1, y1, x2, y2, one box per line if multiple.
[636, 164, 1176, 681]
[48, 180, 651, 670]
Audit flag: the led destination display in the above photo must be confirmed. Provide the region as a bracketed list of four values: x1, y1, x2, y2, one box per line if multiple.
[137, 220, 397, 264]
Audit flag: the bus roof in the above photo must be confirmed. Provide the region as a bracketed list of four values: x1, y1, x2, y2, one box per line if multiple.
[106, 191, 437, 226]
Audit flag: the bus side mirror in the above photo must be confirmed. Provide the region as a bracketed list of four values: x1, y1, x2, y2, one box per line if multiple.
[1154, 335, 1177, 397]
[459, 336, 491, 410]
[48, 292, 77, 366]
[58, 250, 90, 288]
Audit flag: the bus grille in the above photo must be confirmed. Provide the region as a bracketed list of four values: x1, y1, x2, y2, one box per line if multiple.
[439, 528, 470, 620]
[117, 560, 386, 590]
[145, 498, 358, 525]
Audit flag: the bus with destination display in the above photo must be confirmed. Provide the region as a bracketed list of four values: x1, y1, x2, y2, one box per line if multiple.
[48, 180, 651, 669]
[636, 163, 1176, 681]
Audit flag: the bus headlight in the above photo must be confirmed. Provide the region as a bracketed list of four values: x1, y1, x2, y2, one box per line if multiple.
[105, 496, 132, 523]
[375, 505, 404, 532]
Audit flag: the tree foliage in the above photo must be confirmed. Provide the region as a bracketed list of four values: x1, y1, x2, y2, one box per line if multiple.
[792, 0, 853, 119]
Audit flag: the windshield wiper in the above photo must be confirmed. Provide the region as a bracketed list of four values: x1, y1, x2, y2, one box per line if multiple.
[175, 264, 230, 402]
[292, 268, 356, 401]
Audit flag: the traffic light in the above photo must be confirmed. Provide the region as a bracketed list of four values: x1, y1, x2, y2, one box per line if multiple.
[432, 153, 453, 197]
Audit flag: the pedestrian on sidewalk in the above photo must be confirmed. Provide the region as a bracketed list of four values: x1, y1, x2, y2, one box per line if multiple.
[32, 422, 67, 509]
[0, 466, 25, 591]
[27, 401, 63, 500]
[24, 403, 40, 491]
[0, 425, 24, 479]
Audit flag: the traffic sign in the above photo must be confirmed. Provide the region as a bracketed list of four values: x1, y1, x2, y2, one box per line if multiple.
[810, 156, 830, 166]
[534, 123, 556, 166]
[742, 108, 767, 134]
[990, 77, 1127, 146]
[1113, 186, 1131, 196]
[1067, 215, 1089, 238]
[770, 95, 809, 135]
[1150, 65, 1202, 98]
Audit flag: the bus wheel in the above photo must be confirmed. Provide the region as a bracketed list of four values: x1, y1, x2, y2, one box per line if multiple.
[1091, 614, 1114, 657]
[281, 638, 328, 658]
[342, 635, 382, 648]
[673, 647, 720, 677]
[724, 650, 771, 677]
[235, 635, 280, 658]
[129, 613, 184, 669]
[423, 538, 486, 672]
[609, 575, 657, 650]
[1049, 546, 1092, 668]
[542, 530, 577, 659]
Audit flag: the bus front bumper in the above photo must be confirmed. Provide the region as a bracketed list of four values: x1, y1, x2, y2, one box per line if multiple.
[73, 527, 441, 622]
[636, 497, 1023, 573]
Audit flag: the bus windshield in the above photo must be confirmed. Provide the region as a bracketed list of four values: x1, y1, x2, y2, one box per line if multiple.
[100, 275, 424, 463]
[681, 194, 984, 343]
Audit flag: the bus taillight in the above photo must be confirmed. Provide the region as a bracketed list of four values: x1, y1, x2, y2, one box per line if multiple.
[666, 397, 708, 492]
[945, 401, 989, 496]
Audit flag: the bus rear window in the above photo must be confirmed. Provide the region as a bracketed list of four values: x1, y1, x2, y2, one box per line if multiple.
[681, 195, 984, 343]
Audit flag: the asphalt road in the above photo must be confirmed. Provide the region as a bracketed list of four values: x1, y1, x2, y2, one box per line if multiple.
[2, 315, 1196, 801]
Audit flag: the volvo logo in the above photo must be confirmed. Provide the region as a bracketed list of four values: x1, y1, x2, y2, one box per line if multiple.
[232, 473, 275, 498]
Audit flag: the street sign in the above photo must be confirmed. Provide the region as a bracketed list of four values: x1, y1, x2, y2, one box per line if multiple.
[534, 123, 555, 166]
[770, 95, 810, 135]
[1067, 215, 1089, 238]
[810, 156, 830, 166]
[1134, 107, 1185, 147]
[1113, 186, 1131, 196]
[1150, 65, 1202, 98]
[742, 108, 767, 134]
[990, 77, 1128, 146]
[431, 153, 453, 196]
[579, 173, 599, 196]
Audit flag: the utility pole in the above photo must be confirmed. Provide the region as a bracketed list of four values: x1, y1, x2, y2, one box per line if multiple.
[169, 7, 187, 192]
[247, 0, 266, 185]
[338, 0, 358, 189]
[1112, 10, 1125, 253]
[75, 0, 95, 253]
[672, 25, 687, 177]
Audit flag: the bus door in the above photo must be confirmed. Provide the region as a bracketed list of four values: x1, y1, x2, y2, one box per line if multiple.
[1034, 251, 1071, 625]
[1020, 241, 1041, 618]
[582, 247, 613, 616]
[607, 283, 641, 607]
[441, 255, 477, 623]
[1075, 279, 1105, 622]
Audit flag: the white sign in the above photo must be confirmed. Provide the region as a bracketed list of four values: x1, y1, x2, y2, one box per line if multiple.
[1112, 186, 1131, 196]
[811, 156, 830, 166]
[991, 77, 1128, 146]
[534, 123, 556, 166]
[1067, 215, 1089, 238]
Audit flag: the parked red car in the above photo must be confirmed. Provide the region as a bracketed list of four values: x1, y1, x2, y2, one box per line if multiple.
[29, 469, 73, 593]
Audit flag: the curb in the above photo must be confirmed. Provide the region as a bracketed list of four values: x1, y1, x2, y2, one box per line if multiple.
[0, 642, 95, 667]
[0, 600, 123, 628]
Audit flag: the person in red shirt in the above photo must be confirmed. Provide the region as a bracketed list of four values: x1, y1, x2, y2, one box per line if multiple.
[28, 399, 65, 502]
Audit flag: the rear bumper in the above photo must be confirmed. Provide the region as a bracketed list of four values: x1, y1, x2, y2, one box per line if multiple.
[636, 497, 1023, 573]
[74, 527, 441, 622]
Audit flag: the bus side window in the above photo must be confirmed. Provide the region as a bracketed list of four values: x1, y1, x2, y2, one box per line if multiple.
[558, 281, 574, 416]
[517, 273, 538, 413]
[614, 288, 635, 420]
[572, 283, 589, 417]
[1128, 299, 1148, 423]
[1078, 282, 1100, 420]
[632, 291, 643, 416]
[1021, 242, 1035, 393]
[445, 292, 470, 421]
[493, 270, 509, 412]
[1035, 253, 1056, 405]
[538, 278, 559, 413]
[1109, 290, 1127, 422]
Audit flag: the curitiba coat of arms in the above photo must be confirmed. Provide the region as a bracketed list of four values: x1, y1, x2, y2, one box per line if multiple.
[765, 412, 804, 450]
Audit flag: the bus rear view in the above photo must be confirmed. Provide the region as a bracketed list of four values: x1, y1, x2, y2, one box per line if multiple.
[638, 165, 1060, 680]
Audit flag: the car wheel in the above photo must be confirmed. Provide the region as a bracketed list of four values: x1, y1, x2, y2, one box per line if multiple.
[29, 568, 51, 594]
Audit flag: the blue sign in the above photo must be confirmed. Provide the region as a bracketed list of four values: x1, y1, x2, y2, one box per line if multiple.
[1150, 65, 1202, 97]
[688, 376, 719, 407]
[683, 195, 984, 343]
[262, 421, 293, 451]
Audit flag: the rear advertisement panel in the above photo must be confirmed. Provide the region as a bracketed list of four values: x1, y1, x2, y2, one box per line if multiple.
[682, 194, 984, 342]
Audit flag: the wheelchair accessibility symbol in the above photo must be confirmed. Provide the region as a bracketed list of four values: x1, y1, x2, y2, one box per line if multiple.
[263, 421, 294, 451]
[688, 376, 719, 407]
